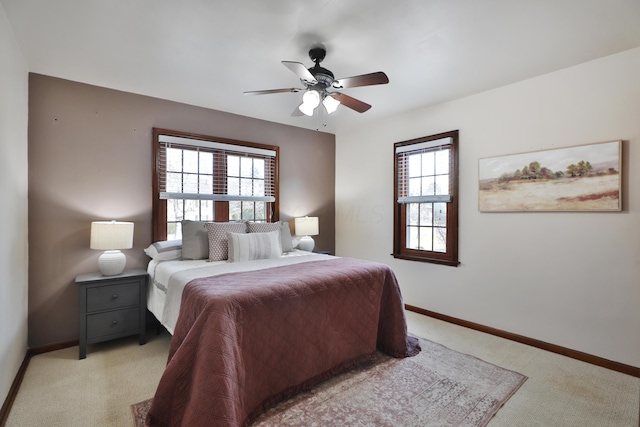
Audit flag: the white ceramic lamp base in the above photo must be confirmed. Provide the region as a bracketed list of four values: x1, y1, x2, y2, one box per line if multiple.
[98, 250, 126, 276]
[297, 236, 315, 252]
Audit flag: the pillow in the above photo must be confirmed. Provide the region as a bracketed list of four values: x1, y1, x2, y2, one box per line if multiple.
[205, 222, 248, 261]
[181, 220, 209, 260]
[227, 230, 282, 262]
[279, 222, 294, 252]
[247, 221, 294, 253]
[144, 240, 182, 261]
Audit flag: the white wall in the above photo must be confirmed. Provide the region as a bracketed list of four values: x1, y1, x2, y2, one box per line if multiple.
[0, 4, 29, 404]
[336, 47, 640, 368]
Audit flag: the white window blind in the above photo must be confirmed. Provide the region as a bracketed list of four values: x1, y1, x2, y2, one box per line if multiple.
[157, 135, 276, 202]
[396, 137, 453, 204]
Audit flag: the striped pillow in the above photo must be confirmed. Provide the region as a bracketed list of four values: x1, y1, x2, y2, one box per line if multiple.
[227, 230, 282, 262]
[247, 221, 293, 253]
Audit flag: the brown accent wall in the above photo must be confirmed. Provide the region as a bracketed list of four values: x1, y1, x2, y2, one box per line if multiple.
[27, 73, 335, 348]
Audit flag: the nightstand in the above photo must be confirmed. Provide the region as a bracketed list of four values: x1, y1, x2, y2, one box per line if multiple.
[75, 269, 148, 359]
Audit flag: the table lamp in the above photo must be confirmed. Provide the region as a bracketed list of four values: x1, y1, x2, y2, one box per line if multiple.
[295, 216, 319, 252]
[90, 220, 134, 276]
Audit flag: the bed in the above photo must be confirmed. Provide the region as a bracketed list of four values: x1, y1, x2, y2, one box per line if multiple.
[144, 223, 420, 427]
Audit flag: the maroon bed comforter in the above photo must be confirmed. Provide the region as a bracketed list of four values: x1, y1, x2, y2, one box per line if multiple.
[147, 257, 420, 427]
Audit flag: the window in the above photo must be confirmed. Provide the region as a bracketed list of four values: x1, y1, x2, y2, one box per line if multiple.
[152, 128, 279, 241]
[393, 130, 459, 266]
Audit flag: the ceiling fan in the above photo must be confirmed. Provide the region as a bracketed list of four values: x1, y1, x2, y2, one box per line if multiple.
[244, 47, 389, 116]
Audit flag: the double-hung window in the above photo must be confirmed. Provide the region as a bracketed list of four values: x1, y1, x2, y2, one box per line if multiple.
[152, 128, 279, 241]
[393, 130, 459, 266]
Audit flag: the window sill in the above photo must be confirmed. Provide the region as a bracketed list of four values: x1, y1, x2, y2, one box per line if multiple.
[391, 253, 459, 267]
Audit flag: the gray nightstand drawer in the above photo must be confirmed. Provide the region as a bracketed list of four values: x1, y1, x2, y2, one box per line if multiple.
[86, 307, 139, 342]
[86, 282, 140, 312]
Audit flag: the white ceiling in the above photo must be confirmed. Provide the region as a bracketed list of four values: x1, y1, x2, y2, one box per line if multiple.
[3, 0, 640, 134]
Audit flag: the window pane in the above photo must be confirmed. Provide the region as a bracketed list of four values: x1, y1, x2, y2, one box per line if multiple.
[255, 202, 265, 220]
[407, 203, 419, 226]
[199, 151, 213, 174]
[422, 151, 435, 176]
[419, 203, 433, 225]
[227, 155, 240, 177]
[228, 177, 240, 195]
[167, 199, 183, 222]
[407, 226, 419, 249]
[434, 227, 446, 252]
[408, 177, 421, 197]
[240, 157, 253, 178]
[166, 148, 182, 172]
[421, 176, 435, 196]
[434, 203, 447, 226]
[168, 222, 180, 240]
[241, 202, 254, 220]
[229, 201, 242, 221]
[199, 174, 212, 194]
[166, 172, 182, 193]
[183, 173, 198, 193]
[435, 175, 449, 196]
[254, 179, 264, 197]
[435, 149, 450, 175]
[254, 158, 265, 179]
[240, 178, 253, 196]
[419, 227, 433, 251]
[201, 200, 214, 221]
[408, 154, 421, 177]
[183, 150, 198, 173]
[184, 199, 199, 221]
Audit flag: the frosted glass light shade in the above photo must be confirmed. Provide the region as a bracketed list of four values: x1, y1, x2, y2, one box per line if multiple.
[299, 90, 320, 116]
[90, 221, 134, 275]
[323, 95, 340, 114]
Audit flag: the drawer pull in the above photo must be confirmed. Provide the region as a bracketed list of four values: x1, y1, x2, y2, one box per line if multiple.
[111, 320, 118, 325]
[111, 294, 118, 300]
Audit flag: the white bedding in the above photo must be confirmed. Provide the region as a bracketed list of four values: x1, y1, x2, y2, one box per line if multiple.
[146, 250, 333, 334]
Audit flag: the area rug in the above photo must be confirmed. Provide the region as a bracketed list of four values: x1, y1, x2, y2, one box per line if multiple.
[132, 337, 526, 426]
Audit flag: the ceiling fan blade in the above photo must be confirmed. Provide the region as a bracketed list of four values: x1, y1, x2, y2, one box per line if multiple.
[332, 72, 389, 89]
[282, 61, 318, 85]
[243, 88, 303, 95]
[328, 93, 371, 113]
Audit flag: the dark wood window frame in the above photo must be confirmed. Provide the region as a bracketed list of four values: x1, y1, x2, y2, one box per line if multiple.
[393, 130, 459, 266]
[152, 128, 279, 242]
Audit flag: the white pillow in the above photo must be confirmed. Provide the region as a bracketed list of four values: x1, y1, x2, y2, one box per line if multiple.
[144, 240, 182, 261]
[227, 230, 282, 262]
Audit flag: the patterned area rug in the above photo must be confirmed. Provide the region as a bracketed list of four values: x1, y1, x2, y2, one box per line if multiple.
[132, 337, 526, 426]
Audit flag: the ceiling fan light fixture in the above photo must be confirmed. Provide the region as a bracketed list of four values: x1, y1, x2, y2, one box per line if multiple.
[322, 95, 340, 114]
[299, 90, 320, 116]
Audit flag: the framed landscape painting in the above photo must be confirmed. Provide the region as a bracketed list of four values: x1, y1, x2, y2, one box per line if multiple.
[478, 140, 621, 212]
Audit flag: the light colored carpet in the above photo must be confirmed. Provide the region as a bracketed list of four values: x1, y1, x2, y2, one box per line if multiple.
[5, 311, 639, 426]
[132, 336, 526, 426]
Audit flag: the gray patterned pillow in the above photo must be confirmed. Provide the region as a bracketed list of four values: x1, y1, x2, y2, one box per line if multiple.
[205, 222, 247, 261]
[227, 230, 282, 262]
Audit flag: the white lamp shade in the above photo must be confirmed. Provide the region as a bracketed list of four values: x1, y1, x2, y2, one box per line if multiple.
[295, 216, 319, 236]
[90, 221, 134, 250]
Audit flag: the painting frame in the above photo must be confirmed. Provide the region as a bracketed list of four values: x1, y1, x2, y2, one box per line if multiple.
[478, 140, 622, 212]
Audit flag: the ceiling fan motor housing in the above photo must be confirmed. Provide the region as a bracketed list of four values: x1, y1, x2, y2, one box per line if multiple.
[307, 47, 334, 89]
